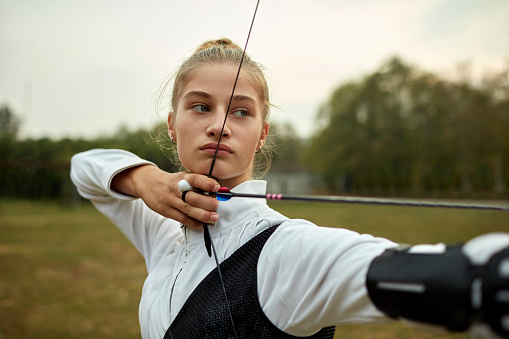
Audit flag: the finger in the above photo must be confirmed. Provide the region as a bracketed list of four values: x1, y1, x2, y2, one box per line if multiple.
[163, 208, 205, 229]
[184, 173, 220, 193]
[177, 198, 218, 225]
[182, 190, 219, 212]
[147, 195, 211, 229]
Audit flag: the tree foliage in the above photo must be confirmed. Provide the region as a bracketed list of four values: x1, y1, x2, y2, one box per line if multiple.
[0, 120, 179, 201]
[1, 57, 508, 200]
[306, 57, 509, 198]
[0, 104, 21, 139]
[268, 122, 305, 170]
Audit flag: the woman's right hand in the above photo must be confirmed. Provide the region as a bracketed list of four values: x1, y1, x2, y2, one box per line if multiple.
[111, 165, 220, 229]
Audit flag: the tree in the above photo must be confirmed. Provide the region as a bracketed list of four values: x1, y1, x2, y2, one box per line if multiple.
[268, 122, 305, 169]
[0, 104, 21, 139]
[0, 105, 22, 161]
[305, 57, 509, 198]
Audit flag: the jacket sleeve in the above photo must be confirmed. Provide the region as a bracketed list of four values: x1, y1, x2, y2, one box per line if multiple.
[257, 220, 398, 336]
[70, 149, 183, 272]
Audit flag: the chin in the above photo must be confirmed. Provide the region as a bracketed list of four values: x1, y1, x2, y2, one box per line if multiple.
[182, 159, 214, 176]
[183, 159, 251, 185]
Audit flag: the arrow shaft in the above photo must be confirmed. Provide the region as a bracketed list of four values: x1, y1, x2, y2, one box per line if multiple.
[217, 192, 509, 211]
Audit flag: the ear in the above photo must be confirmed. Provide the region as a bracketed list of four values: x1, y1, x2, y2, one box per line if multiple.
[167, 112, 175, 139]
[259, 121, 269, 148]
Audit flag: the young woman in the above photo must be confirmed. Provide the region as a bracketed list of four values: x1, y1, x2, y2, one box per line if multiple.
[71, 39, 508, 339]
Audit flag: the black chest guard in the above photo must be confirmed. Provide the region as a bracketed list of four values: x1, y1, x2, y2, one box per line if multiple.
[164, 225, 335, 339]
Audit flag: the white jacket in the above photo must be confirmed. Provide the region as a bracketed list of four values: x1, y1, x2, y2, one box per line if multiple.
[70, 149, 397, 339]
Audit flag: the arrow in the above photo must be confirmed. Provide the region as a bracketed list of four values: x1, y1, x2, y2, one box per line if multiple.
[216, 187, 509, 211]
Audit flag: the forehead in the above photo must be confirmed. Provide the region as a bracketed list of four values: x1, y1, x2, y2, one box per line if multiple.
[179, 63, 261, 103]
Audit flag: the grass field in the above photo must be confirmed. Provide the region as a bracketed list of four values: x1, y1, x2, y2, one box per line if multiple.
[0, 199, 507, 338]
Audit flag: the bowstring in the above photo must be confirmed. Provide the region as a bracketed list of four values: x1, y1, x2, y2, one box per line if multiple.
[208, 0, 260, 177]
[204, 1, 261, 338]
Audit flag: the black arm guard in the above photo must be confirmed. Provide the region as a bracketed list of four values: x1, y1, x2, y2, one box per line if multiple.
[366, 245, 472, 331]
[367, 244, 509, 337]
[484, 247, 509, 337]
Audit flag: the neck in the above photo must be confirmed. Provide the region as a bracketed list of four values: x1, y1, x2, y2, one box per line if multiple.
[218, 176, 251, 190]
[216, 168, 253, 190]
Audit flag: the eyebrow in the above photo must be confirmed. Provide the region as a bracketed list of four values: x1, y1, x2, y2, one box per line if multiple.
[231, 94, 257, 105]
[183, 91, 211, 100]
[183, 91, 257, 105]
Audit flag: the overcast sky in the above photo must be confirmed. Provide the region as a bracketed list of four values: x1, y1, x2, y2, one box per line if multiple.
[1, 0, 508, 139]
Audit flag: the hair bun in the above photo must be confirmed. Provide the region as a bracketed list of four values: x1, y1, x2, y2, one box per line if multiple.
[195, 38, 242, 53]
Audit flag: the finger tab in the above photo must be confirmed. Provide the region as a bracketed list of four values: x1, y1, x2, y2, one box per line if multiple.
[178, 179, 193, 192]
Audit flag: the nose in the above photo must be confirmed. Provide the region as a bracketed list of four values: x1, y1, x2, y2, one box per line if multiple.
[207, 110, 231, 139]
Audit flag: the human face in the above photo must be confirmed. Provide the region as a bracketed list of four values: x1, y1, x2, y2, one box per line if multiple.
[168, 63, 269, 188]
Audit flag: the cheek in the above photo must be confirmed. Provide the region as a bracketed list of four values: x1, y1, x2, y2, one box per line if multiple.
[174, 113, 195, 139]
[173, 119, 193, 153]
[248, 120, 265, 144]
[175, 125, 195, 154]
[239, 125, 263, 157]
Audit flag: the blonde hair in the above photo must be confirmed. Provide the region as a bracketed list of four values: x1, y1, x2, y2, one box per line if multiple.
[170, 38, 270, 121]
[155, 38, 273, 176]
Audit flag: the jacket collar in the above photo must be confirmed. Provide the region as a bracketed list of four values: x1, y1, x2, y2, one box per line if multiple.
[183, 180, 269, 247]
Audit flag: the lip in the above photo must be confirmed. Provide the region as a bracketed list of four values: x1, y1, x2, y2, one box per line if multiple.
[200, 143, 233, 155]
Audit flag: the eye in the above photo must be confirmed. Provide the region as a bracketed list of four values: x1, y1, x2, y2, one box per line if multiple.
[232, 109, 249, 118]
[193, 104, 210, 113]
